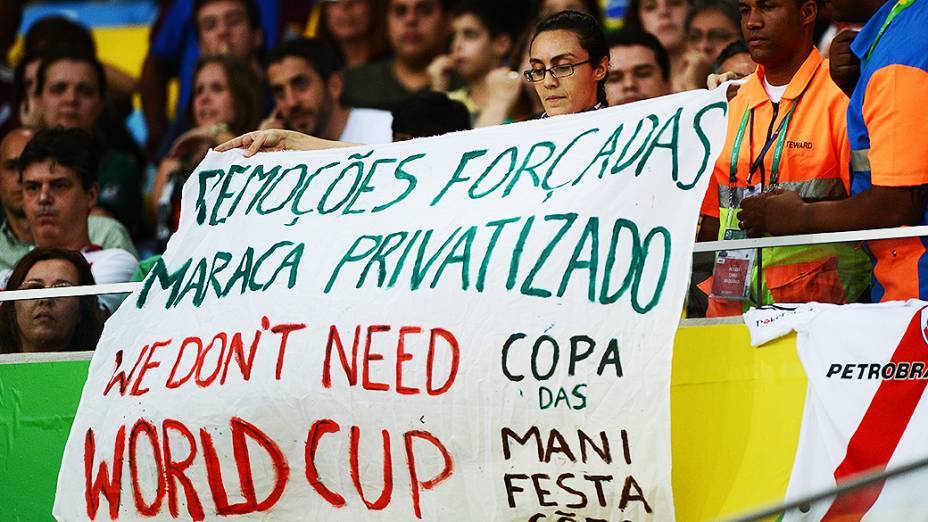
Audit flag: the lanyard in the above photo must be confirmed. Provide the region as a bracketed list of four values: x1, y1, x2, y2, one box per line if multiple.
[865, 0, 916, 63]
[726, 100, 798, 209]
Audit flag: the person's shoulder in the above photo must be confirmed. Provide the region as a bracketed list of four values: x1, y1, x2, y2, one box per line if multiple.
[350, 107, 393, 124]
[344, 59, 393, 82]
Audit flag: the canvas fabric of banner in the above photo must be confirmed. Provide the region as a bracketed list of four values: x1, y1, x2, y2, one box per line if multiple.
[53, 88, 728, 521]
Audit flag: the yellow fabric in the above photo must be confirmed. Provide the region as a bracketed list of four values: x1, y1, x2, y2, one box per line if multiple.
[671, 322, 806, 521]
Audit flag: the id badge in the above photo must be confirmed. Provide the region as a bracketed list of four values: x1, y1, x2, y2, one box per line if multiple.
[711, 219, 756, 301]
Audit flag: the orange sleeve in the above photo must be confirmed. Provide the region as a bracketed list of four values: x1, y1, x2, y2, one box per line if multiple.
[700, 176, 720, 218]
[862, 65, 928, 187]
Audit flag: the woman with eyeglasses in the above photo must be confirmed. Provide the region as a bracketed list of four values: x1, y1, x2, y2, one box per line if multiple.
[525, 10, 610, 117]
[676, 0, 741, 91]
[0, 248, 104, 354]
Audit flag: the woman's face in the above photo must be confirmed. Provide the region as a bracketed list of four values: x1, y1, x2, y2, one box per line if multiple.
[193, 62, 236, 127]
[639, 0, 689, 54]
[450, 14, 502, 81]
[326, 0, 372, 41]
[529, 29, 607, 116]
[687, 9, 739, 61]
[14, 259, 81, 353]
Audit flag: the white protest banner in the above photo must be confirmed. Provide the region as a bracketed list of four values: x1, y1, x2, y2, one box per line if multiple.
[54, 88, 727, 521]
[745, 301, 928, 520]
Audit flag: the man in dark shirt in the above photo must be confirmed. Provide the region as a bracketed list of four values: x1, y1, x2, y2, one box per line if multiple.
[342, 0, 452, 112]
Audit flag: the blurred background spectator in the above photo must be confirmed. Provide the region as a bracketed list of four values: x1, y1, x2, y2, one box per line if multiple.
[151, 54, 263, 251]
[342, 0, 452, 111]
[391, 90, 471, 140]
[605, 29, 671, 105]
[0, 247, 103, 354]
[261, 38, 392, 141]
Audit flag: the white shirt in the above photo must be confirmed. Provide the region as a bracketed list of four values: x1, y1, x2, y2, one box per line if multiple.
[763, 77, 789, 104]
[339, 108, 393, 145]
[81, 246, 138, 313]
[0, 246, 137, 315]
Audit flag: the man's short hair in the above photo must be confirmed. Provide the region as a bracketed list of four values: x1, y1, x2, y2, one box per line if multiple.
[35, 48, 107, 99]
[266, 38, 344, 81]
[24, 16, 96, 57]
[607, 30, 671, 82]
[391, 91, 471, 139]
[193, 0, 260, 29]
[452, 0, 523, 39]
[19, 128, 99, 190]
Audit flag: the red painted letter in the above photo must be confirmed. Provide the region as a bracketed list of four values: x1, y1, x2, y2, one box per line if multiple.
[129, 419, 166, 516]
[427, 329, 459, 395]
[404, 430, 454, 519]
[84, 425, 126, 520]
[350, 426, 393, 510]
[305, 419, 346, 507]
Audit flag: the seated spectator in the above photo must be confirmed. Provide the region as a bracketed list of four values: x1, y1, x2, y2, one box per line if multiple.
[0, 127, 136, 272]
[714, 40, 757, 81]
[429, 0, 534, 126]
[342, 0, 453, 112]
[605, 30, 671, 105]
[13, 128, 138, 313]
[316, 0, 389, 68]
[696, 0, 870, 316]
[152, 54, 264, 251]
[0, 247, 104, 354]
[0, 0, 22, 139]
[262, 38, 392, 143]
[141, 0, 277, 157]
[23, 16, 138, 118]
[392, 91, 471, 141]
[12, 49, 48, 130]
[677, 0, 741, 91]
[527, 10, 610, 117]
[0, 129, 34, 271]
[35, 49, 143, 234]
[623, 0, 691, 90]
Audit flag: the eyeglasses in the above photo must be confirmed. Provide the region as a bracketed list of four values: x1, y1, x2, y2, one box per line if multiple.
[687, 29, 737, 46]
[17, 281, 75, 291]
[523, 59, 592, 82]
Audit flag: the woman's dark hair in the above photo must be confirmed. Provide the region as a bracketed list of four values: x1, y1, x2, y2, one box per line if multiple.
[188, 54, 264, 135]
[714, 39, 749, 72]
[685, 0, 740, 36]
[0, 248, 103, 354]
[316, 0, 389, 65]
[391, 91, 471, 139]
[531, 10, 610, 106]
[24, 16, 96, 57]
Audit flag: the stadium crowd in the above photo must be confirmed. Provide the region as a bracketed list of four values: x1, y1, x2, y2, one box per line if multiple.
[0, 0, 925, 353]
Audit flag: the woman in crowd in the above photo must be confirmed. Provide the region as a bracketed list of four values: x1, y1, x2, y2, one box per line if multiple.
[526, 10, 610, 117]
[215, 10, 611, 155]
[624, 0, 691, 90]
[151, 54, 263, 251]
[0, 248, 103, 354]
[676, 0, 741, 91]
[316, 0, 388, 68]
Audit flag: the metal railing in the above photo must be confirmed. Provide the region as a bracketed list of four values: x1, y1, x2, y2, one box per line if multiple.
[3, 225, 928, 303]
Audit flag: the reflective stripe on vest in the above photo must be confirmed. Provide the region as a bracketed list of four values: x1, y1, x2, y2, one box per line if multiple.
[718, 178, 848, 211]
[851, 148, 871, 172]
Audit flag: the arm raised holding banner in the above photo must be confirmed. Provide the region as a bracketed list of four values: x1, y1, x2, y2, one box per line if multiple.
[215, 129, 358, 157]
